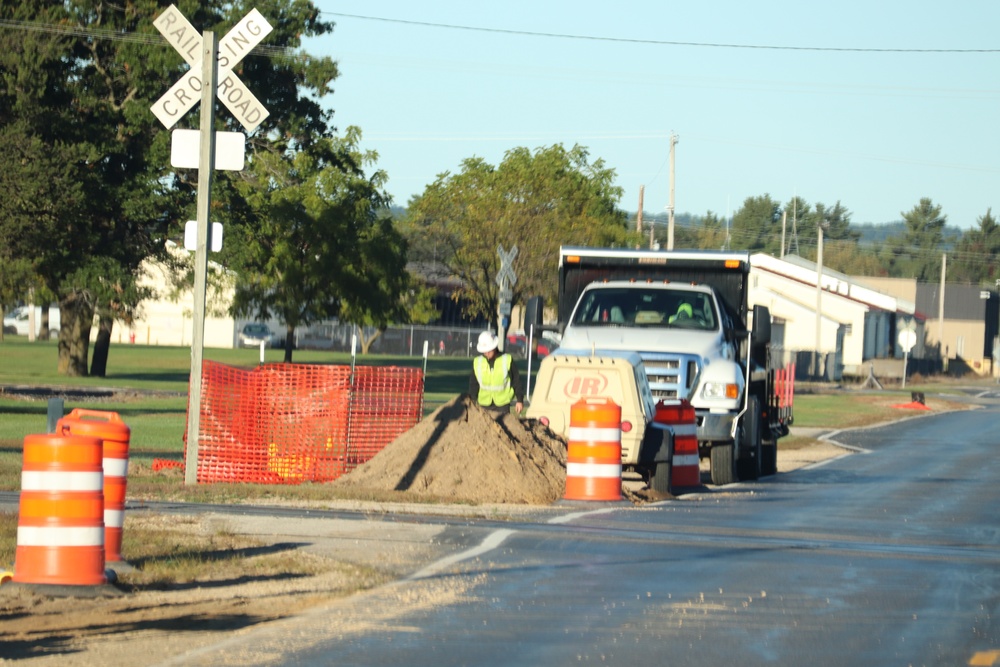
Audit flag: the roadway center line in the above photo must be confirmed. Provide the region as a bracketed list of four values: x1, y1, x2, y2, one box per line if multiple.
[407, 506, 625, 580]
[407, 528, 516, 580]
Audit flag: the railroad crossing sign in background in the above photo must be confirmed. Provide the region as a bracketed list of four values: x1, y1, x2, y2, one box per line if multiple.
[151, 5, 272, 485]
[152, 5, 272, 132]
[496, 245, 518, 346]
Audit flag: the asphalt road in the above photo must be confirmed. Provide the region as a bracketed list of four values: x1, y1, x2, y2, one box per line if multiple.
[151, 389, 1000, 667]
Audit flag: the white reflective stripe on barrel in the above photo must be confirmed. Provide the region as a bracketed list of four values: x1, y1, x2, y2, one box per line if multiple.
[566, 462, 622, 478]
[567, 426, 621, 442]
[103, 458, 128, 477]
[673, 454, 700, 467]
[20, 471, 103, 492]
[104, 509, 125, 527]
[16, 525, 104, 547]
[671, 424, 697, 437]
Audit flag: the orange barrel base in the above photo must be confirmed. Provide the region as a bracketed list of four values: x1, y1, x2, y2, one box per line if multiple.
[57, 409, 130, 563]
[654, 399, 700, 488]
[13, 433, 106, 586]
[565, 398, 622, 501]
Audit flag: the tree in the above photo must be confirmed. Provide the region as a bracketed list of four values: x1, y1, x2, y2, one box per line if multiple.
[0, 1, 338, 375]
[951, 209, 1000, 285]
[687, 211, 730, 250]
[229, 129, 407, 362]
[730, 195, 782, 253]
[882, 197, 948, 280]
[403, 144, 636, 329]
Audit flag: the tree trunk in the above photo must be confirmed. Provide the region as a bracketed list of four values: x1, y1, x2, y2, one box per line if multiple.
[90, 312, 113, 377]
[357, 325, 383, 355]
[283, 324, 294, 363]
[39, 307, 50, 341]
[57, 291, 93, 376]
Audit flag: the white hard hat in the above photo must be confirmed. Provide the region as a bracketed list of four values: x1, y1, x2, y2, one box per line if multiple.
[476, 331, 499, 354]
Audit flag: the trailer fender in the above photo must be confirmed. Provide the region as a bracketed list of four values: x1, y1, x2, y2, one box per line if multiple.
[637, 423, 673, 464]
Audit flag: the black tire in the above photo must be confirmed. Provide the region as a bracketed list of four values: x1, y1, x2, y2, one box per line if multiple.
[737, 396, 762, 481]
[710, 442, 737, 485]
[649, 462, 671, 494]
[761, 438, 778, 477]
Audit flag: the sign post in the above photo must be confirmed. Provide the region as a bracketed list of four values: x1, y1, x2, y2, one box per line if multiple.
[496, 245, 518, 350]
[898, 328, 917, 389]
[183, 31, 219, 485]
[152, 5, 271, 485]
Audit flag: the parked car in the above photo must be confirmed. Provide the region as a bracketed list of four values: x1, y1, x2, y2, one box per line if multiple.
[2, 306, 60, 339]
[506, 331, 558, 359]
[239, 323, 273, 348]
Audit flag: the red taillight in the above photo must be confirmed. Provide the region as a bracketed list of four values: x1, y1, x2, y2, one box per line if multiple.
[620, 421, 633, 433]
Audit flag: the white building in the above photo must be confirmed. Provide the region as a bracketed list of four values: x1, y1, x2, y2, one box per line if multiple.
[749, 253, 919, 381]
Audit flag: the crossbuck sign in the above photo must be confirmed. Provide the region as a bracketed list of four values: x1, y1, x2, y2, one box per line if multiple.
[151, 5, 272, 132]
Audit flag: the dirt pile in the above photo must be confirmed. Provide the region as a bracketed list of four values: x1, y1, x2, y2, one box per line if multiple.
[335, 395, 568, 504]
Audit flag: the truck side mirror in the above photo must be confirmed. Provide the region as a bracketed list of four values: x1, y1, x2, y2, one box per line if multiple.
[752, 305, 771, 346]
[525, 295, 544, 328]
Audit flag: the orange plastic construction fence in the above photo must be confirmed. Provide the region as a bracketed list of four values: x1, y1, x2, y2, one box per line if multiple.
[187, 361, 423, 484]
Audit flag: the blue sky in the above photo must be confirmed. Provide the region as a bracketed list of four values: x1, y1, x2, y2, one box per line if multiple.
[304, 1, 998, 229]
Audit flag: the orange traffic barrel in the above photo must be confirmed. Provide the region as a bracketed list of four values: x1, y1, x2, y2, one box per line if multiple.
[565, 398, 622, 501]
[13, 433, 106, 586]
[654, 399, 700, 487]
[57, 410, 131, 563]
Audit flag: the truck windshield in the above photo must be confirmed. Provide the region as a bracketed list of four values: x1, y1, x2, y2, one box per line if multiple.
[571, 287, 716, 330]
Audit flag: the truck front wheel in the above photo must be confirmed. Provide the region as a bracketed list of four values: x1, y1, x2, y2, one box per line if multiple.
[649, 462, 671, 494]
[710, 442, 737, 485]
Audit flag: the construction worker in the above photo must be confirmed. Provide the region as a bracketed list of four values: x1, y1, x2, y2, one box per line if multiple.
[669, 300, 694, 324]
[469, 331, 524, 415]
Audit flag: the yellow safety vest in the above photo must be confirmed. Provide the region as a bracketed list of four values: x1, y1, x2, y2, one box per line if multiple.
[474, 354, 515, 407]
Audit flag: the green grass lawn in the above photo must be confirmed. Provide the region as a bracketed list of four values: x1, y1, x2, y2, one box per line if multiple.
[0, 337, 501, 492]
[0, 336, 982, 496]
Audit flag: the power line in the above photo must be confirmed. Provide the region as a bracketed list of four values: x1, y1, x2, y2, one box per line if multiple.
[0, 18, 298, 61]
[321, 12, 1000, 54]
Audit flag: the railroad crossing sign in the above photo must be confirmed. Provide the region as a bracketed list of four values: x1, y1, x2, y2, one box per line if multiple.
[496, 245, 518, 287]
[151, 5, 272, 132]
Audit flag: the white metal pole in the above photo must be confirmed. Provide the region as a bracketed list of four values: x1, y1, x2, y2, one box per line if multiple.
[185, 31, 218, 486]
[815, 224, 824, 380]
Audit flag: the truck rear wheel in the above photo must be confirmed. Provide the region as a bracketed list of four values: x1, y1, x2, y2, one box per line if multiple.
[710, 443, 737, 485]
[761, 437, 778, 476]
[737, 397, 762, 481]
[649, 462, 671, 494]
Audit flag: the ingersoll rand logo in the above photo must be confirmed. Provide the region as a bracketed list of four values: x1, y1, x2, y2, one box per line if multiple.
[562, 373, 610, 399]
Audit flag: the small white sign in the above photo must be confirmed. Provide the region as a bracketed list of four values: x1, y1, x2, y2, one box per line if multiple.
[171, 129, 245, 170]
[898, 328, 917, 353]
[185, 221, 223, 253]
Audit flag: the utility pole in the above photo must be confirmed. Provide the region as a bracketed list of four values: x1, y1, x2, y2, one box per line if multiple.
[667, 133, 678, 250]
[637, 185, 644, 249]
[780, 210, 787, 258]
[939, 253, 946, 364]
[815, 223, 823, 379]
[792, 197, 799, 254]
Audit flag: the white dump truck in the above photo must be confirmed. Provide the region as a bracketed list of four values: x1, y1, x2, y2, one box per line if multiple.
[527, 246, 794, 487]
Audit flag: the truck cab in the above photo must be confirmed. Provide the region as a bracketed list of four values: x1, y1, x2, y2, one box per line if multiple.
[543, 246, 793, 486]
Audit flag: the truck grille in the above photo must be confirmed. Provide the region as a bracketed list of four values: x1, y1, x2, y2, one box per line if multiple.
[640, 353, 699, 400]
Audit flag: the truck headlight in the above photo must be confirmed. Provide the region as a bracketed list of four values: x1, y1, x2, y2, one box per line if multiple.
[702, 382, 739, 400]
